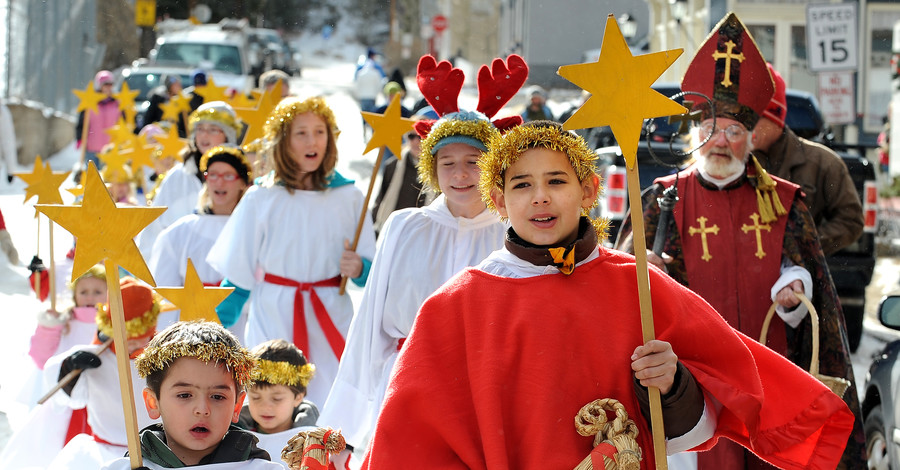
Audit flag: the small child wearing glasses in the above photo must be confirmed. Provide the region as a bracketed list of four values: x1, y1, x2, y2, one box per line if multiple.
[148, 145, 251, 334]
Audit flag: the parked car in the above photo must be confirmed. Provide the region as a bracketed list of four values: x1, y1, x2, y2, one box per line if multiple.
[247, 28, 300, 80]
[592, 83, 878, 352]
[861, 294, 900, 469]
[116, 61, 194, 129]
[148, 18, 254, 94]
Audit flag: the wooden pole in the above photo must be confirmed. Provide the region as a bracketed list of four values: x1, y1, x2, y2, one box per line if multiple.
[338, 147, 385, 295]
[625, 164, 667, 470]
[33, 216, 41, 301]
[37, 338, 114, 405]
[79, 113, 91, 170]
[103, 259, 143, 468]
[49, 220, 56, 311]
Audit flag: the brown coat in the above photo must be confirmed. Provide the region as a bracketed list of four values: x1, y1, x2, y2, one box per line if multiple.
[754, 127, 864, 255]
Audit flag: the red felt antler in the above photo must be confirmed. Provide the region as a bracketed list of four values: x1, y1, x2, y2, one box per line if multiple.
[416, 55, 465, 117]
[476, 54, 529, 119]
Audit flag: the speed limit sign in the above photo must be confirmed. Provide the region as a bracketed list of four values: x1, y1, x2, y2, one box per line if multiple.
[806, 3, 857, 72]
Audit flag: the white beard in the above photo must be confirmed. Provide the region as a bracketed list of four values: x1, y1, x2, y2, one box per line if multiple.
[696, 147, 746, 180]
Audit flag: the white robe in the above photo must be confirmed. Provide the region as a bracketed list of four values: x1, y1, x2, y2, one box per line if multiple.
[45, 344, 160, 470]
[207, 183, 376, 405]
[138, 160, 203, 259]
[318, 195, 506, 450]
[148, 212, 247, 338]
[102, 458, 285, 470]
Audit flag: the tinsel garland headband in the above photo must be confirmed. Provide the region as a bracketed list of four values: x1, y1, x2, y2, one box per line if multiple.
[135, 340, 257, 389]
[251, 359, 316, 388]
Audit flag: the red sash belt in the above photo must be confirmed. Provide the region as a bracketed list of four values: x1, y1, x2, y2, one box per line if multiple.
[92, 433, 126, 447]
[263, 273, 344, 361]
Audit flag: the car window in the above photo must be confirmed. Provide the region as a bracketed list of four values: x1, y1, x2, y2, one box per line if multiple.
[124, 72, 192, 101]
[157, 43, 243, 75]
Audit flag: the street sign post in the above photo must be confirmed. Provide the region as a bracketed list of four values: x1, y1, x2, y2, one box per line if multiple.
[806, 3, 857, 72]
[432, 14, 448, 34]
[818, 71, 855, 124]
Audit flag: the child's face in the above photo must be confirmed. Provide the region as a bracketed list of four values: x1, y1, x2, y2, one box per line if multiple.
[194, 124, 228, 155]
[109, 182, 131, 202]
[287, 112, 329, 175]
[436, 142, 484, 218]
[143, 357, 245, 466]
[74, 276, 107, 308]
[205, 161, 247, 213]
[491, 147, 598, 247]
[247, 384, 304, 434]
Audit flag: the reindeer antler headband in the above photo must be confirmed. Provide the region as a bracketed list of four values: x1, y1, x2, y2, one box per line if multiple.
[415, 54, 529, 193]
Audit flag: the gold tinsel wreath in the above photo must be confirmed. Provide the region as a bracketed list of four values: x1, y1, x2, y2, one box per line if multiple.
[263, 96, 338, 144]
[135, 341, 257, 388]
[417, 118, 499, 194]
[251, 359, 316, 388]
[199, 145, 253, 181]
[96, 300, 161, 339]
[188, 107, 242, 135]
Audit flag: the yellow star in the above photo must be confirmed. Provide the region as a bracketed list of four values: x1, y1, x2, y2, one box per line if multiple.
[120, 133, 158, 170]
[15, 155, 71, 206]
[234, 82, 281, 146]
[557, 15, 686, 169]
[115, 81, 140, 125]
[35, 162, 165, 285]
[98, 146, 131, 175]
[361, 94, 415, 156]
[193, 76, 230, 103]
[73, 81, 106, 114]
[155, 125, 188, 160]
[67, 171, 86, 198]
[228, 90, 256, 109]
[154, 259, 232, 324]
[106, 118, 138, 149]
[160, 99, 184, 122]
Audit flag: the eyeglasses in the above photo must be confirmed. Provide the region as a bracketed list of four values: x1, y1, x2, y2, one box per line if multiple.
[698, 122, 747, 143]
[204, 171, 239, 182]
[406, 133, 421, 140]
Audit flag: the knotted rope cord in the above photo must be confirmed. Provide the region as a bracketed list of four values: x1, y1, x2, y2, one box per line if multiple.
[573, 398, 642, 470]
[281, 427, 346, 470]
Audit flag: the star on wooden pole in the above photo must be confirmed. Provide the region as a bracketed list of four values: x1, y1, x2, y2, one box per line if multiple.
[154, 258, 233, 324]
[339, 94, 415, 295]
[119, 133, 159, 171]
[114, 81, 140, 126]
[105, 118, 139, 150]
[557, 15, 686, 470]
[234, 80, 284, 146]
[73, 81, 107, 169]
[35, 162, 165, 469]
[194, 76, 230, 103]
[16, 155, 71, 207]
[155, 125, 188, 161]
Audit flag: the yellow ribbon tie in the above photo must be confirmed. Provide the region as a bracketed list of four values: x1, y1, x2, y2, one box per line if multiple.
[548, 247, 576, 275]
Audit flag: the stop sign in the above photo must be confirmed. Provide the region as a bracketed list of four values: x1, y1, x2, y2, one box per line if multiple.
[432, 14, 448, 33]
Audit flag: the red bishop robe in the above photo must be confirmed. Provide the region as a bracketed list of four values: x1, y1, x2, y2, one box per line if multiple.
[362, 248, 853, 470]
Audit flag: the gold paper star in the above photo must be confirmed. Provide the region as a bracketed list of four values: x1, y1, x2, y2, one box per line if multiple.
[154, 259, 232, 324]
[73, 81, 106, 115]
[35, 162, 165, 285]
[115, 82, 140, 125]
[120, 133, 159, 170]
[160, 99, 184, 122]
[15, 155, 71, 206]
[155, 126, 188, 160]
[193, 76, 230, 103]
[228, 90, 256, 109]
[234, 81, 282, 146]
[99, 146, 131, 175]
[557, 15, 686, 168]
[106, 118, 138, 149]
[67, 171, 86, 199]
[361, 94, 415, 156]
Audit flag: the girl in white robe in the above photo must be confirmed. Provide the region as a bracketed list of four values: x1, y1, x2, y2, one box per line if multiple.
[207, 96, 375, 406]
[149, 145, 252, 338]
[319, 53, 529, 459]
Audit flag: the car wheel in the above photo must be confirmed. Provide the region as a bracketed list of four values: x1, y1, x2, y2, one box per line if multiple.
[866, 405, 891, 470]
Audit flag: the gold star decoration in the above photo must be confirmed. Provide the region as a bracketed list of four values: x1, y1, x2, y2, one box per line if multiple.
[15, 155, 71, 206]
[155, 125, 188, 160]
[234, 81, 283, 146]
[154, 258, 232, 324]
[119, 133, 159, 170]
[361, 93, 415, 156]
[228, 90, 256, 109]
[115, 81, 140, 125]
[106, 118, 138, 149]
[35, 162, 165, 285]
[98, 146, 131, 176]
[67, 171, 86, 199]
[557, 15, 686, 169]
[160, 96, 188, 123]
[73, 81, 106, 115]
[193, 76, 230, 103]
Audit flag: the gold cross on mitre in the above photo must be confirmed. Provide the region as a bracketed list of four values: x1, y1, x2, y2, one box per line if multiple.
[711, 40, 745, 88]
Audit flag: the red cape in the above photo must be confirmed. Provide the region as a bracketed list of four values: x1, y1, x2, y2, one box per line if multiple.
[362, 248, 853, 469]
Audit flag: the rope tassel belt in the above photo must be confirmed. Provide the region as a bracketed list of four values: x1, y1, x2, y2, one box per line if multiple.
[263, 273, 345, 360]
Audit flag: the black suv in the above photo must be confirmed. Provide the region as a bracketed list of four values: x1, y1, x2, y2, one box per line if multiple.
[593, 84, 877, 351]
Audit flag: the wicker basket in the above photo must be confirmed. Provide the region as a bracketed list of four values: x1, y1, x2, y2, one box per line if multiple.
[759, 291, 850, 398]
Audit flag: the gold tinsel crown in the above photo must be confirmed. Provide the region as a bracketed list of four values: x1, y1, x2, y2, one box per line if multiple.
[135, 339, 257, 389]
[263, 96, 338, 144]
[188, 106, 242, 135]
[199, 145, 253, 181]
[251, 359, 316, 388]
[417, 111, 499, 194]
[96, 296, 161, 340]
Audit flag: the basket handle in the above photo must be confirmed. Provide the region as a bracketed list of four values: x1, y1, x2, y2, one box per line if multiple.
[759, 291, 818, 376]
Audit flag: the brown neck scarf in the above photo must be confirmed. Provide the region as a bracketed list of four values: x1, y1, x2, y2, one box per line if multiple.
[504, 217, 598, 275]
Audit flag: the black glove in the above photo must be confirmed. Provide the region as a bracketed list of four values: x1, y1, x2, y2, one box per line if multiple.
[66, 350, 101, 370]
[6, 174, 12, 183]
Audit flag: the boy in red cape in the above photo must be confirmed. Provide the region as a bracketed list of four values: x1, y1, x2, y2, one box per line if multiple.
[361, 121, 854, 469]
